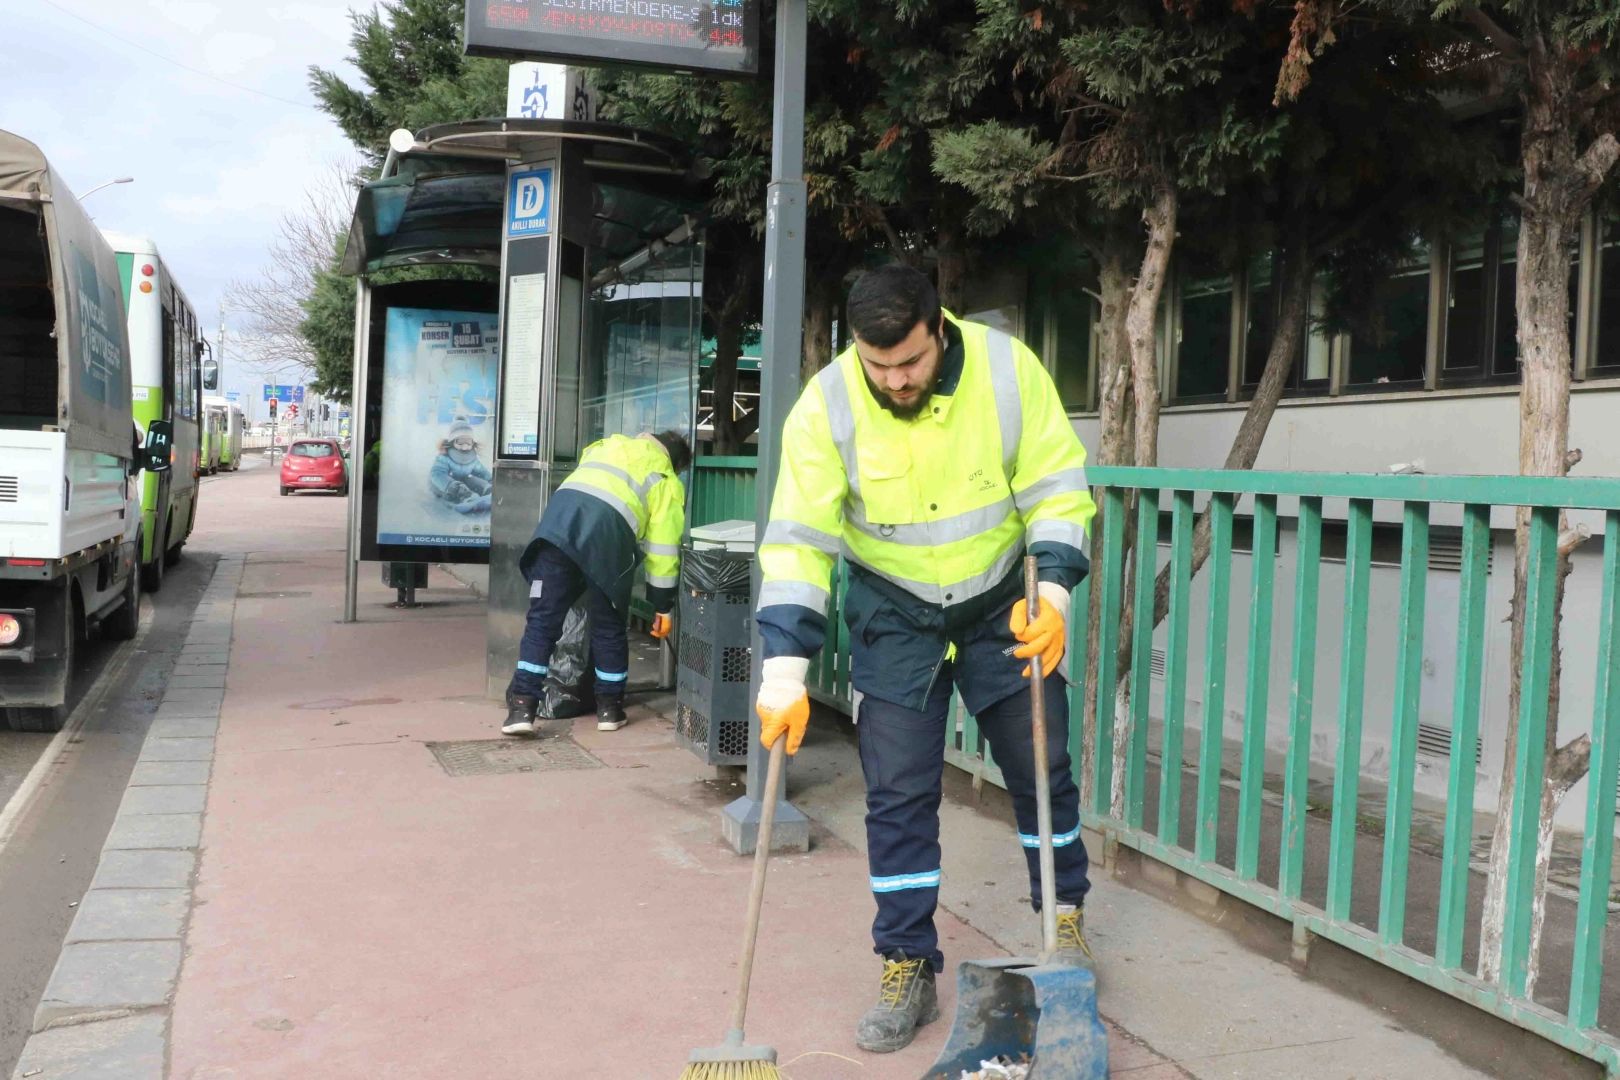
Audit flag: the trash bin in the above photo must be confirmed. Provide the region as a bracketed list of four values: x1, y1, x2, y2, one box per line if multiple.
[675, 527, 755, 766]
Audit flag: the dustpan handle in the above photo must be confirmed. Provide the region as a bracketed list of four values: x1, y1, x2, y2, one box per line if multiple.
[1025, 557, 1060, 959]
[728, 733, 787, 1040]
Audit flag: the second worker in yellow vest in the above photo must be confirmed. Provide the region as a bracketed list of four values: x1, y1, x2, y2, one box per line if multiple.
[754, 265, 1097, 1054]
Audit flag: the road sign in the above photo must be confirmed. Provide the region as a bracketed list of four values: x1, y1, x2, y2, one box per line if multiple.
[262, 384, 306, 403]
[465, 0, 760, 77]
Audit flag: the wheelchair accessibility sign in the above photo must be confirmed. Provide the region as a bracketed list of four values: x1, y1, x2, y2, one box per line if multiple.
[507, 168, 553, 238]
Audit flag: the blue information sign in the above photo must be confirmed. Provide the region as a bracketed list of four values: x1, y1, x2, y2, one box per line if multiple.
[506, 168, 553, 238]
[262, 384, 306, 403]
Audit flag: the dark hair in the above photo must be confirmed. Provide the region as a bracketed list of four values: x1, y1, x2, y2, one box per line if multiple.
[846, 264, 941, 349]
[653, 430, 692, 474]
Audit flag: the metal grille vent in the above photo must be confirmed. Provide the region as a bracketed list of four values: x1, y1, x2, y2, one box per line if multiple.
[677, 702, 710, 750]
[1428, 533, 1491, 574]
[0, 477, 17, 503]
[721, 646, 752, 683]
[1417, 722, 1482, 764]
[680, 633, 712, 678]
[725, 591, 750, 604]
[1150, 649, 1166, 679]
[716, 718, 750, 757]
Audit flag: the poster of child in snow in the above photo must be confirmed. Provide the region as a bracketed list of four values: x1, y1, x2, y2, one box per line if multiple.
[376, 308, 499, 548]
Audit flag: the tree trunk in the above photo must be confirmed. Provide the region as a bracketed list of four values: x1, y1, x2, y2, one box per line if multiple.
[711, 312, 748, 455]
[1478, 34, 1619, 986]
[1525, 734, 1592, 999]
[1081, 224, 1137, 809]
[1127, 184, 1177, 472]
[937, 220, 967, 314]
[802, 272, 837, 385]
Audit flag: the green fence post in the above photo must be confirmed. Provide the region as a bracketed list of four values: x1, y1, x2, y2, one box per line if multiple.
[1501, 505, 1560, 997]
[1380, 501, 1431, 945]
[1069, 575, 1091, 790]
[1280, 496, 1323, 899]
[1196, 492, 1235, 862]
[1437, 503, 1490, 970]
[1159, 490, 1195, 847]
[1096, 487, 1127, 817]
[1328, 497, 1374, 921]
[1127, 489, 1161, 828]
[1569, 510, 1620, 1029]
[1237, 494, 1278, 880]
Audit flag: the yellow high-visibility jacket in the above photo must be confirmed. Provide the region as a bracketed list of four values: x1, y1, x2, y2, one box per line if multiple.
[521, 434, 686, 615]
[756, 313, 1095, 661]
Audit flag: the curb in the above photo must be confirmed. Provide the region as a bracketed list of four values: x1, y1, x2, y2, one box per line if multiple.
[12, 554, 244, 1080]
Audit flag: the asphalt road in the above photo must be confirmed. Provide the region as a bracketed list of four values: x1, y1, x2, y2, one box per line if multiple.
[0, 519, 218, 1076]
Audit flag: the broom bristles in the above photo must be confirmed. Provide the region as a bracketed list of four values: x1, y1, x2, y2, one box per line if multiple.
[676, 1062, 781, 1080]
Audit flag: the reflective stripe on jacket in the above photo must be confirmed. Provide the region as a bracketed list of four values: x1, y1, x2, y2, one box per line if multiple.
[521, 434, 686, 614]
[756, 313, 1095, 661]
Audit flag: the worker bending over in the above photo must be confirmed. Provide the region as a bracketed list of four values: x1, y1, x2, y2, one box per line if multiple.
[504, 430, 690, 735]
[755, 265, 1096, 1053]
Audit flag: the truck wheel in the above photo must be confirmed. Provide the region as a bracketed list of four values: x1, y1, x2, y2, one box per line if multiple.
[141, 551, 164, 593]
[165, 541, 183, 568]
[104, 552, 142, 642]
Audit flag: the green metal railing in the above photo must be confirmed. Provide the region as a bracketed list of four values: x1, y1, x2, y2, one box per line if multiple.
[684, 459, 1620, 1070]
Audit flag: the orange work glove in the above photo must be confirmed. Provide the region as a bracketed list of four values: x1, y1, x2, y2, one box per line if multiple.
[757, 656, 811, 754]
[1010, 581, 1071, 678]
[650, 612, 673, 640]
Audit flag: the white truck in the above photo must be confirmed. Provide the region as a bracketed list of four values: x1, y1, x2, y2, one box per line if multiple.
[0, 130, 173, 732]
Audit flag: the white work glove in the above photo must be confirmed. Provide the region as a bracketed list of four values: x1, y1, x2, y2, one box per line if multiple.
[757, 655, 811, 754]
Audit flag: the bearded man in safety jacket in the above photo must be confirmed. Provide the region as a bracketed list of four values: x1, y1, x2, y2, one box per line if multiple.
[503, 429, 691, 736]
[755, 265, 1097, 1053]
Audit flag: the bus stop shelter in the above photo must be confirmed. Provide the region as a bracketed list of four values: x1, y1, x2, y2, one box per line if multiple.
[337, 118, 708, 696]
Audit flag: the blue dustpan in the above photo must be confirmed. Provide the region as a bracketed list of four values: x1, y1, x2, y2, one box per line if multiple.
[923, 958, 1107, 1078]
[924, 560, 1109, 1078]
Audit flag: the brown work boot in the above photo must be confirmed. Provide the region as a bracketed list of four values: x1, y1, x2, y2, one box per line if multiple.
[855, 954, 939, 1053]
[1053, 904, 1097, 972]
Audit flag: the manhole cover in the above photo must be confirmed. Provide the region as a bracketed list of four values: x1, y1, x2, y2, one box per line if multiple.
[425, 738, 604, 777]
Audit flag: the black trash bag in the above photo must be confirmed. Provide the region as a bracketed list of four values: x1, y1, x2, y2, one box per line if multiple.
[538, 599, 596, 720]
[682, 545, 753, 596]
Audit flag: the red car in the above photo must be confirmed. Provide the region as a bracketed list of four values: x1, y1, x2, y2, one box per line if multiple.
[280, 439, 349, 496]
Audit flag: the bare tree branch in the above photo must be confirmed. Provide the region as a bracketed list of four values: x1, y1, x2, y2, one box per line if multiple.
[1459, 6, 1526, 63]
[223, 156, 362, 383]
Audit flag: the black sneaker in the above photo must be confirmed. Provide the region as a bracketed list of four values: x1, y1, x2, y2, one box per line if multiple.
[502, 693, 538, 736]
[596, 699, 627, 732]
[855, 954, 938, 1053]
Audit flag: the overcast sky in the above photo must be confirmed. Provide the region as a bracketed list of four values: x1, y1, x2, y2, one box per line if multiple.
[1, 0, 363, 414]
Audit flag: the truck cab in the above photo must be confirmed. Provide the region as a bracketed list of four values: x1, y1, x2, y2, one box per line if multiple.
[0, 130, 172, 731]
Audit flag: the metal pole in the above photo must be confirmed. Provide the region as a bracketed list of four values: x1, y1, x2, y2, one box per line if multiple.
[344, 278, 370, 623]
[722, 0, 810, 855]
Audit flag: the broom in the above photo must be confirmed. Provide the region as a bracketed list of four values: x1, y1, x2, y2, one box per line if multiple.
[680, 731, 789, 1079]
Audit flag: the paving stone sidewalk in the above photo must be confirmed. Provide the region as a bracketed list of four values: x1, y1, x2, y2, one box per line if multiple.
[12, 555, 244, 1080]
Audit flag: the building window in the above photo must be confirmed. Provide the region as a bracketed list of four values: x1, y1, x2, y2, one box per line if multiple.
[1347, 246, 1430, 387]
[1173, 258, 1232, 400]
[1237, 253, 1332, 395]
[1028, 271, 1096, 412]
[1592, 221, 1620, 374]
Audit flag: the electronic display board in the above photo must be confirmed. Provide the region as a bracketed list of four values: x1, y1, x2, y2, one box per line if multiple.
[466, 0, 759, 76]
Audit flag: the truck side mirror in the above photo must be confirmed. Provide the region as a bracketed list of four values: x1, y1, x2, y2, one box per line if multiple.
[202, 358, 219, 391]
[144, 420, 174, 473]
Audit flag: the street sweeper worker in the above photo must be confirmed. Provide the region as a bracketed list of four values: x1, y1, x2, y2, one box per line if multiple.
[503, 429, 690, 736]
[752, 264, 1098, 1054]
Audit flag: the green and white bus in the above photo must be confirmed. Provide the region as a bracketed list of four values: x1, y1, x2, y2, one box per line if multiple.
[103, 232, 203, 591]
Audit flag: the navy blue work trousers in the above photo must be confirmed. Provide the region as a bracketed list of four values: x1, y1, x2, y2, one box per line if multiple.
[860, 664, 1089, 971]
[511, 541, 629, 701]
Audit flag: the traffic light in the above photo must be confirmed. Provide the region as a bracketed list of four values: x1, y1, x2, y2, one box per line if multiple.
[269, 399, 278, 420]
[322, 403, 331, 421]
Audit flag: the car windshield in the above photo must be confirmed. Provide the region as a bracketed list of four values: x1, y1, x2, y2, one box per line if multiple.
[291, 443, 334, 458]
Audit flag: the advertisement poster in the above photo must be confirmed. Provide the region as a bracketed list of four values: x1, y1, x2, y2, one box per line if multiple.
[376, 307, 499, 549]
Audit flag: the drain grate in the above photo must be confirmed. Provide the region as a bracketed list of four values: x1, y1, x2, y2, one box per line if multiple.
[425, 738, 604, 777]
[237, 591, 313, 599]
